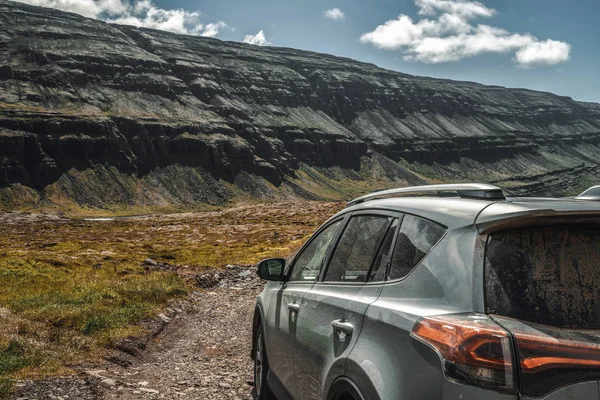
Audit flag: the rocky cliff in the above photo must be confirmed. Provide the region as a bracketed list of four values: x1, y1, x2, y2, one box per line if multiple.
[1, 0, 599, 211]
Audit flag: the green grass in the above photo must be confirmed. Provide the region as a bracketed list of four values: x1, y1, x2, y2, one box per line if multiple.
[0, 201, 341, 383]
[0, 257, 187, 341]
[0, 256, 188, 389]
[0, 339, 52, 399]
[0, 339, 47, 376]
[0, 378, 14, 400]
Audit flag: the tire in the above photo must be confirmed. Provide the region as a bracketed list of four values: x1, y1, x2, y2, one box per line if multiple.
[253, 323, 276, 400]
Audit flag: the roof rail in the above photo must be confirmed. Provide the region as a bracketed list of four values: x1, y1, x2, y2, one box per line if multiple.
[347, 183, 505, 207]
[576, 186, 600, 200]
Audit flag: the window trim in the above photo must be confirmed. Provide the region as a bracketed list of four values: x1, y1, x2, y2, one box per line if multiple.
[367, 216, 403, 283]
[284, 213, 350, 284]
[481, 232, 493, 315]
[317, 209, 403, 285]
[285, 207, 449, 287]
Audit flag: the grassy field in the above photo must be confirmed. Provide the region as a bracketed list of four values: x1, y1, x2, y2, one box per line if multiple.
[0, 201, 342, 397]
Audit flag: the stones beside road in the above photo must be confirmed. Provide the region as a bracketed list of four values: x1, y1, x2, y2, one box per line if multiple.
[12, 265, 263, 399]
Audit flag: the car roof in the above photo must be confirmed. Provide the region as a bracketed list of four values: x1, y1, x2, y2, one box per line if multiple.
[342, 196, 600, 229]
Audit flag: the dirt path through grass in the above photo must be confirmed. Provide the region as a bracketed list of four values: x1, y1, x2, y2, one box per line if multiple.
[1, 201, 343, 399]
[14, 265, 262, 399]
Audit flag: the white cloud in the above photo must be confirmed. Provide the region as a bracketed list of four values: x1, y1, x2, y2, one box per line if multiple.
[515, 40, 571, 66]
[243, 30, 271, 46]
[14, 0, 127, 18]
[107, 6, 205, 34]
[416, 0, 495, 18]
[324, 8, 345, 21]
[361, 0, 571, 67]
[14, 0, 229, 37]
[201, 21, 228, 38]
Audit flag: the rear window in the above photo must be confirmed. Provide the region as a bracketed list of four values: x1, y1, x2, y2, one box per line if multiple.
[485, 224, 600, 329]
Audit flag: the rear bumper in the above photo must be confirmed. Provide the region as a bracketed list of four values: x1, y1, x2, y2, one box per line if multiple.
[520, 381, 600, 400]
[440, 380, 518, 400]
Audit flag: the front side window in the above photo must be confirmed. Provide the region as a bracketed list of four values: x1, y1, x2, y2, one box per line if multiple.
[289, 220, 342, 282]
[388, 214, 446, 280]
[324, 215, 393, 282]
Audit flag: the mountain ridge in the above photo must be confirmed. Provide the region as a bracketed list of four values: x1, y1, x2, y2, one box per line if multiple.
[1, 0, 599, 212]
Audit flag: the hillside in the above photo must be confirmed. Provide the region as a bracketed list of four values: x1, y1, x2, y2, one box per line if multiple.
[1, 0, 600, 211]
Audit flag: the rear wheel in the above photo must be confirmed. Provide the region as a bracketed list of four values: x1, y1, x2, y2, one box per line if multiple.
[253, 324, 275, 400]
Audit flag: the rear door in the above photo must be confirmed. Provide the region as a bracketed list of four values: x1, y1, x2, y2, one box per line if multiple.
[485, 223, 600, 399]
[265, 217, 344, 396]
[293, 212, 400, 399]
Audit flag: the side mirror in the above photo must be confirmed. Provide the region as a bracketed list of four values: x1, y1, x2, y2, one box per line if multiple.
[257, 258, 285, 281]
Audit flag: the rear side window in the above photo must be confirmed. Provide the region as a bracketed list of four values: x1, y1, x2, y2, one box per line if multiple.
[388, 214, 446, 280]
[324, 215, 392, 282]
[486, 225, 600, 329]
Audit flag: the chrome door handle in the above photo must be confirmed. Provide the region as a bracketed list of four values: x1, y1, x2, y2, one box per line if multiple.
[331, 318, 354, 335]
[287, 303, 300, 313]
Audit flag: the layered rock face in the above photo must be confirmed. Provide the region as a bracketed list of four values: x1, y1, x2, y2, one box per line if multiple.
[1, 0, 599, 209]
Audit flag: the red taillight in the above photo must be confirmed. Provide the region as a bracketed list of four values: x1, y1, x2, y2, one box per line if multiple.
[411, 313, 515, 392]
[412, 314, 600, 396]
[493, 316, 600, 397]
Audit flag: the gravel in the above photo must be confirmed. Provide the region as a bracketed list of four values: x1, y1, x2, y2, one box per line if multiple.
[13, 266, 262, 400]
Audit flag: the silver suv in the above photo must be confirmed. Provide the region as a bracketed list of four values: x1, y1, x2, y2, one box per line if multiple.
[251, 184, 600, 400]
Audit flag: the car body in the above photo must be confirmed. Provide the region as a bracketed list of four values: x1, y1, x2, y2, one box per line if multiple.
[251, 184, 600, 400]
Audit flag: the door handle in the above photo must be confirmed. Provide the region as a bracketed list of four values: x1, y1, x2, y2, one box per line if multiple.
[331, 318, 354, 335]
[287, 302, 300, 313]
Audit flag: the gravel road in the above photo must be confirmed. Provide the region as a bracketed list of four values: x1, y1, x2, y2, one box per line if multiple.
[13, 266, 263, 400]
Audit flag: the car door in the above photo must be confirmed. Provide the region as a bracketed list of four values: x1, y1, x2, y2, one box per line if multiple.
[264, 217, 345, 397]
[293, 212, 401, 400]
[345, 213, 450, 400]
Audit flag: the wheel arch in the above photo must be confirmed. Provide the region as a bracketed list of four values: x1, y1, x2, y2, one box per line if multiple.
[340, 357, 383, 400]
[326, 377, 370, 400]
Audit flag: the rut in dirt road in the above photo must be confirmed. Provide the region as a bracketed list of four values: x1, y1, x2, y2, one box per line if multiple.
[14, 267, 263, 400]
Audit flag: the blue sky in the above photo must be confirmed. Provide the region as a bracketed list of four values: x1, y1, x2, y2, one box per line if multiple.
[17, 0, 600, 102]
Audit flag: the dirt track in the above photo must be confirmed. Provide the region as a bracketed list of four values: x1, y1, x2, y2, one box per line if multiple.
[13, 267, 263, 400]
